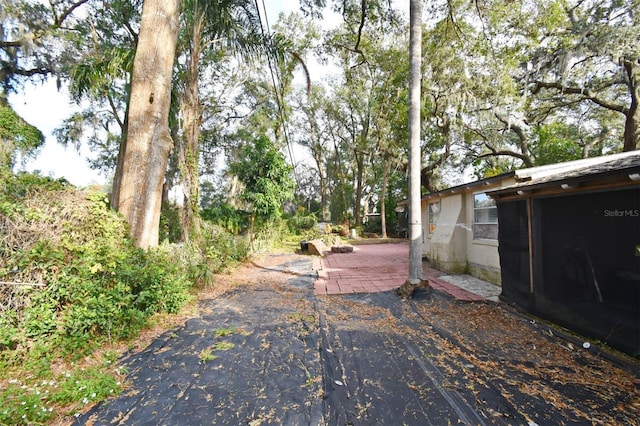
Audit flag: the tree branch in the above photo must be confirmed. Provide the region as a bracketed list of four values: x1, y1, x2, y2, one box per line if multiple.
[53, 0, 92, 27]
[477, 148, 533, 165]
[533, 80, 628, 114]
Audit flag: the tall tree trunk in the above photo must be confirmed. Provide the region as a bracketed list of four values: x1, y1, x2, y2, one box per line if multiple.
[111, 99, 129, 210]
[117, 0, 180, 249]
[331, 134, 350, 224]
[380, 157, 388, 239]
[311, 150, 329, 222]
[623, 59, 639, 152]
[353, 150, 364, 228]
[319, 167, 328, 222]
[407, 0, 423, 284]
[179, 14, 204, 244]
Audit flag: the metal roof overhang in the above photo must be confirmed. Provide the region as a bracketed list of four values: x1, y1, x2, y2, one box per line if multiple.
[488, 154, 640, 201]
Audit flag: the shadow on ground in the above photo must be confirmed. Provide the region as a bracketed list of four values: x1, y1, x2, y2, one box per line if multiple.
[77, 253, 640, 425]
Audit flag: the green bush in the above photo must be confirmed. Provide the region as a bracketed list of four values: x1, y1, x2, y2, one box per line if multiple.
[287, 212, 317, 234]
[201, 202, 250, 234]
[202, 223, 250, 271]
[0, 173, 193, 359]
[298, 226, 335, 248]
[0, 172, 206, 422]
[167, 222, 250, 287]
[159, 202, 182, 243]
[252, 219, 289, 253]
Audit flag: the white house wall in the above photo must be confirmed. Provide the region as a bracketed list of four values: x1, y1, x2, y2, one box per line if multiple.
[424, 194, 468, 274]
[465, 191, 501, 284]
[421, 177, 516, 285]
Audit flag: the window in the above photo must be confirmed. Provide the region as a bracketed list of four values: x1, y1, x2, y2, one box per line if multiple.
[428, 201, 440, 235]
[473, 193, 498, 239]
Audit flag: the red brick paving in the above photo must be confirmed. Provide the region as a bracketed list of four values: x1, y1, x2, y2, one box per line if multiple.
[313, 242, 486, 301]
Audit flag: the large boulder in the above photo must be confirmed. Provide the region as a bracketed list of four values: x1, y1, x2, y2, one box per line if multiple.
[308, 239, 329, 256]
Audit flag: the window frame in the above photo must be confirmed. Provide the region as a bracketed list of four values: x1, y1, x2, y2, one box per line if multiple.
[473, 192, 498, 240]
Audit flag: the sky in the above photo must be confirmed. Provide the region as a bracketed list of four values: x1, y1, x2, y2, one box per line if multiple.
[11, 0, 410, 187]
[8, 0, 301, 187]
[9, 81, 102, 186]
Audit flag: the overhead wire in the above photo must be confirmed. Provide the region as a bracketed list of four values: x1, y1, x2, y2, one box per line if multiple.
[253, 0, 300, 188]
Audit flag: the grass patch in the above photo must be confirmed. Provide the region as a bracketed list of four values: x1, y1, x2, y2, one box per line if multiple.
[0, 350, 126, 424]
[212, 341, 235, 351]
[213, 327, 237, 338]
[198, 349, 217, 363]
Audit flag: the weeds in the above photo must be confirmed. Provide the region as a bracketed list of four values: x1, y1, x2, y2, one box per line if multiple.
[198, 349, 217, 363]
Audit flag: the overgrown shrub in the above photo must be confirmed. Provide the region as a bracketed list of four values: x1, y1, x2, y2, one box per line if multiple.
[201, 202, 250, 234]
[159, 202, 182, 243]
[299, 229, 332, 248]
[0, 172, 195, 423]
[0, 173, 192, 359]
[167, 222, 250, 287]
[201, 223, 250, 270]
[252, 219, 289, 253]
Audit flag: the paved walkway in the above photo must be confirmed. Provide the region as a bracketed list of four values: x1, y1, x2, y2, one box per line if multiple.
[313, 242, 500, 301]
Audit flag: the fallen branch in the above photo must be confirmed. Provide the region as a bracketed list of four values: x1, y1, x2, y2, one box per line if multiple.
[0, 281, 45, 287]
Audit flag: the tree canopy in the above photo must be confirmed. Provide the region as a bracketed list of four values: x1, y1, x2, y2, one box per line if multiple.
[4, 0, 638, 245]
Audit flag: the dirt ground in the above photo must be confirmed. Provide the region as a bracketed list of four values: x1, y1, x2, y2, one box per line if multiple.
[77, 252, 640, 425]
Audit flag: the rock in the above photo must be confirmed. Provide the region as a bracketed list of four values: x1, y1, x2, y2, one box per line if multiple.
[307, 239, 329, 256]
[331, 245, 354, 253]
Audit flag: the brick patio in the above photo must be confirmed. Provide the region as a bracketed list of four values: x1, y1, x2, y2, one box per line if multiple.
[313, 242, 486, 301]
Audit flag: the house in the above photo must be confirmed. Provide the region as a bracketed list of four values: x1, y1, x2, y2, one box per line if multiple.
[418, 151, 639, 356]
[488, 150, 640, 357]
[420, 172, 517, 285]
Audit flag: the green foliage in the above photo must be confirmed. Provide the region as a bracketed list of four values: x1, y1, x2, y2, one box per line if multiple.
[229, 132, 295, 221]
[200, 224, 250, 272]
[287, 211, 318, 235]
[0, 171, 199, 422]
[297, 225, 334, 248]
[159, 201, 183, 243]
[201, 202, 250, 235]
[0, 168, 69, 199]
[198, 348, 217, 362]
[0, 103, 45, 169]
[170, 222, 250, 286]
[363, 215, 381, 235]
[531, 123, 583, 166]
[252, 219, 290, 253]
[0, 360, 123, 424]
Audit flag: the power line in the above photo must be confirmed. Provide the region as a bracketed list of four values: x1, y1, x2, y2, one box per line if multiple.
[254, 0, 300, 188]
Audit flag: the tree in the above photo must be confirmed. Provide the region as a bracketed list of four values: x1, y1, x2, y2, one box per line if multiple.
[1, 0, 89, 93]
[530, 0, 640, 152]
[174, 0, 266, 244]
[407, 0, 422, 284]
[438, 0, 638, 177]
[293, 84, 331, 221]
[1, 0, 87, 170]
[54, 0, 140, 177]
[320, 1, 407, 228]
[115, 0, 181, 248]
[229, 131, 294, 247]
